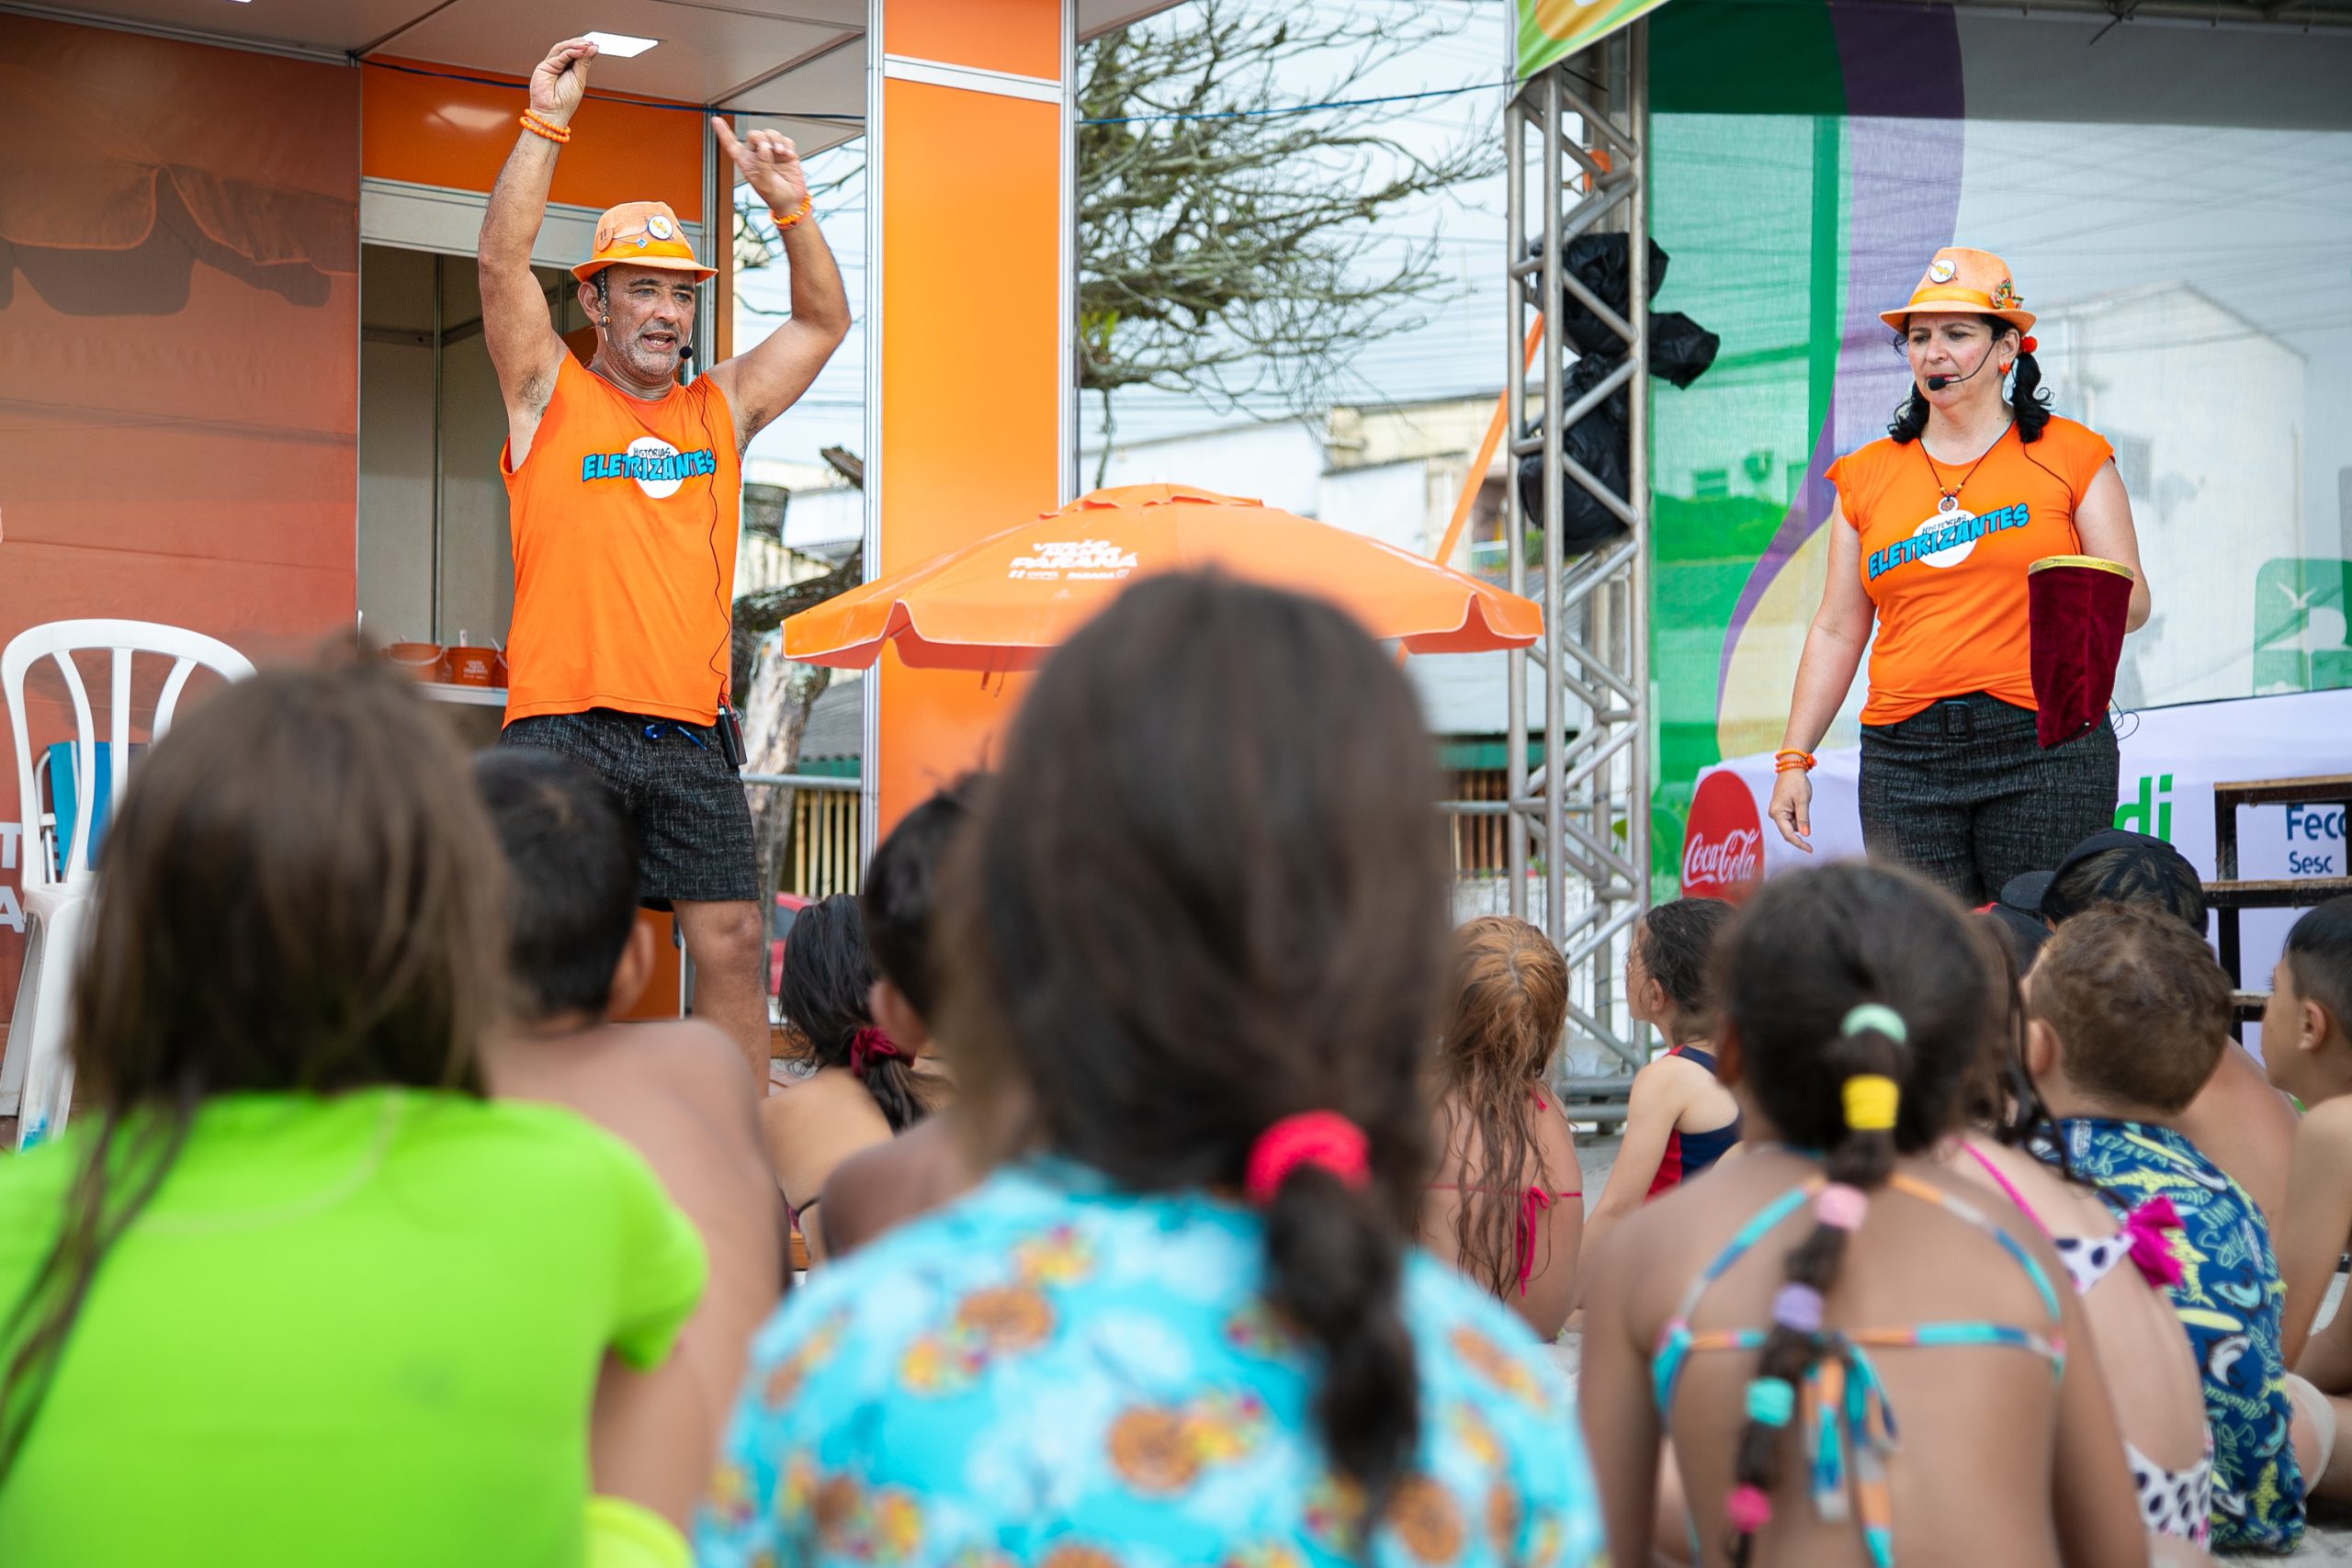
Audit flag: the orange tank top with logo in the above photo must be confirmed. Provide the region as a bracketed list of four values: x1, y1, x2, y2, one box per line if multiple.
[500, 355, 741, 727]
[1826, 414, 2114, 726]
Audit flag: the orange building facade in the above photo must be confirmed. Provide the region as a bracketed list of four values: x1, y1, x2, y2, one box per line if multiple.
[0, 0, 1120, 987]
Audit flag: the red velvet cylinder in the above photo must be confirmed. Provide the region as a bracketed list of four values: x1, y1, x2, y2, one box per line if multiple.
[2027, 556, 2133, 748]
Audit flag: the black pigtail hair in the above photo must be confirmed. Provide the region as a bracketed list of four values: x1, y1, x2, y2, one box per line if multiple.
[1887, 378, 1928, 446]
[854, 1045, 929, 1134]
[1724, 1019, 1907, 1568]
[2010, 348, 2052, 444]
[1262, 1166, 1418, 1532]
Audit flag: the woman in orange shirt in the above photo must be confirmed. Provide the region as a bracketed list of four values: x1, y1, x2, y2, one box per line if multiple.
[1768, 248, 2152, 904]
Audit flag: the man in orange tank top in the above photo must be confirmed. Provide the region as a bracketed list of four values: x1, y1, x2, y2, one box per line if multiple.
[477, 39, 850, 1085]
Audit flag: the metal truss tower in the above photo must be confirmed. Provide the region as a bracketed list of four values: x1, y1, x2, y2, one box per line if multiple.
[1504, 24, 1652, 1098]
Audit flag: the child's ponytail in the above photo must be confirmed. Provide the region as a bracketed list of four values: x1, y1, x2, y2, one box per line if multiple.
[1724, 1005, 1908, 1567]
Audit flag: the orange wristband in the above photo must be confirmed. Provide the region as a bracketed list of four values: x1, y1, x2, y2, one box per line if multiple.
[520, 110, 571, 144]
[770, 195, 813, 231]
[1774, 749, 1815, 773]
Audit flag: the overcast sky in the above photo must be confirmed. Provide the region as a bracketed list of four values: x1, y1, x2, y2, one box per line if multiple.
[734, 0, 1512, 474]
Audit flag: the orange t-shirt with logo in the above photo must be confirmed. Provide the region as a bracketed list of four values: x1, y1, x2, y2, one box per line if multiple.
[1826, 414, 2114, 726]
[501, 356, 741, 727]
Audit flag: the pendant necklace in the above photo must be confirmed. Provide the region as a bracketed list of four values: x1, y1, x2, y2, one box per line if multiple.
[1919, 421, 2012, 515]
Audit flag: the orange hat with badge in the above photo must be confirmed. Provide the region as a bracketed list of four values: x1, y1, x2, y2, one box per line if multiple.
[571, 200, 715, 284]
[1880, 247, 2035, 335]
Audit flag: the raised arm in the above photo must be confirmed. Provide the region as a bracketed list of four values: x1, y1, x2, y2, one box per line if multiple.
[1768, 503, 1874, 852]
[704, 119, 852, 450]
[479, 39, 597, 467]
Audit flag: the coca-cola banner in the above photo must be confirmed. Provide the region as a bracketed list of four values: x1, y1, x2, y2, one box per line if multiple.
[1686, 686, 2352, 1050]
[1679, 769, 1768, 902]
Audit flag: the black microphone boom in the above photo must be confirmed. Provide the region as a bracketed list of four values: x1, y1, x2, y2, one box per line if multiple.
[1923, 354, 1988, 393]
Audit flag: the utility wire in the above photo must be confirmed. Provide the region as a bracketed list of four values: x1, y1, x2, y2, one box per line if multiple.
[1083, 78, 1511, 125]
[356, 57, 1511, 129]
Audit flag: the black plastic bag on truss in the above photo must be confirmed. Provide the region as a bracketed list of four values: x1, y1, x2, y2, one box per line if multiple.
[1514, 354, 1631, 556]
[1526, 232, 1672, 355]
[1648, 310, 1721, 389]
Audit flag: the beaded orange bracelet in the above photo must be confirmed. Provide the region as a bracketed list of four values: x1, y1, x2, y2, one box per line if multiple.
[519, 110, 571, 144]
[770, 194, 813, 231]
[1773, 749, 1815, 774]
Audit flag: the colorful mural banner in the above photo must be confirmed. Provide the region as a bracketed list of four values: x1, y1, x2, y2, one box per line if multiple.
[1515, 0, 1671, 78]
[1640, 0, 2352, 899]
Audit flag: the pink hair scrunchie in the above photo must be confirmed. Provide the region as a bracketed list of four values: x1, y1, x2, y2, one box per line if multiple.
[1815, 1183, 1868, 1231]
[848, 1026, 901, 1079]
[1724, 1483, 1773, 1533]
[1242, 1111, 1371, 1205]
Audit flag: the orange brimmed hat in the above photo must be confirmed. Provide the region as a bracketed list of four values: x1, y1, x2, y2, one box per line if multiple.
[571, 201, 714, 284]
[1879, 247, 2035, 335]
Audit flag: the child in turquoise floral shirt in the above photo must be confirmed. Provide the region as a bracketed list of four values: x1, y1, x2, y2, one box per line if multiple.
[697, 573, 1603, 1568]
[2028, 902, 2307, 1551]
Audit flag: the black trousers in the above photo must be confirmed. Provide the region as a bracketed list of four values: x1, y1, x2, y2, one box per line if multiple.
[1858, 692, 2119, 907]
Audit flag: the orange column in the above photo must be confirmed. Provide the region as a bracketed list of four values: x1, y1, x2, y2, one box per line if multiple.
[868, 0, 1071, 836]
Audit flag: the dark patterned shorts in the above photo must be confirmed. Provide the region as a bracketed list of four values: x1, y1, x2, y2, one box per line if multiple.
[1858, 692, 2119, 907]
[499, 708, 758, 906]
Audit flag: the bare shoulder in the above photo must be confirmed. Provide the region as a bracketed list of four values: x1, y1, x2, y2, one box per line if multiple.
[1584, 1165, 1726, 1344]
[1955, 1134, 2112, 1235]
[762, 1064, 891, 1137]
[820, 1119, 970, 1249]
[2298, 1095, 2352, 1156]
[1628, 1053, 1702, 1109]
[1908, 1151, 2079, 1274]
[631, 1020, 758, 1102]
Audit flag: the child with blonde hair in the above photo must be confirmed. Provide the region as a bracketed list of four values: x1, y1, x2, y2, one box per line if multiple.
[1420, 915, 1584, 1338]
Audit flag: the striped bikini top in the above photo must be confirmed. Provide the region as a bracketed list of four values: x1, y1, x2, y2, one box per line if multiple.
[1650, 1174, 2066, 1568]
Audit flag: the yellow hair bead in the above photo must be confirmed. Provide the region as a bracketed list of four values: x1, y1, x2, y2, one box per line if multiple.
[1842, 1074, 1900, 1132]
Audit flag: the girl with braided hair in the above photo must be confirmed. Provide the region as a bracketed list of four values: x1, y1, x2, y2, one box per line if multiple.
[1577, 863, 2144, 1568]
[702, 574, 1603, 1567]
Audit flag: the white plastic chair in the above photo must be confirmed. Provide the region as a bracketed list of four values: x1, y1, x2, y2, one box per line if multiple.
[0, 621, 254, 1150]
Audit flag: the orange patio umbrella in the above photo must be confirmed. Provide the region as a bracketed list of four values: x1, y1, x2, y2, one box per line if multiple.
[784, 484, 1544, 670]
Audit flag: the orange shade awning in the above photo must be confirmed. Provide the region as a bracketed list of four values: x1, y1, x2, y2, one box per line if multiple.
[785, 483, 1544, 671]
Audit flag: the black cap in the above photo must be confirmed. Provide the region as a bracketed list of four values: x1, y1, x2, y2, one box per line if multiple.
[1977, 899, 2052, 970]
[2000, 870, 2056, 916]
[2011, 828, 2203, 930]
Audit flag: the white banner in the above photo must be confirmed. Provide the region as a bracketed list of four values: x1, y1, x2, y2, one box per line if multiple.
[1681, 687, 2352, 1048]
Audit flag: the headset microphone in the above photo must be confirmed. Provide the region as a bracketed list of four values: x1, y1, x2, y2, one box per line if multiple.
[1924, 354, 1996, 393]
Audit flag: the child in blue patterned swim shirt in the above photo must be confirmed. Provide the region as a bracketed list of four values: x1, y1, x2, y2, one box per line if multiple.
[696, 573, 1605, 1568]
[2027, 901, 2307, 1551]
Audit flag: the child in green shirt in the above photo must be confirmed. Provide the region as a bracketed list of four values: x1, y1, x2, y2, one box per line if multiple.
[0, 664, 705, 1568]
